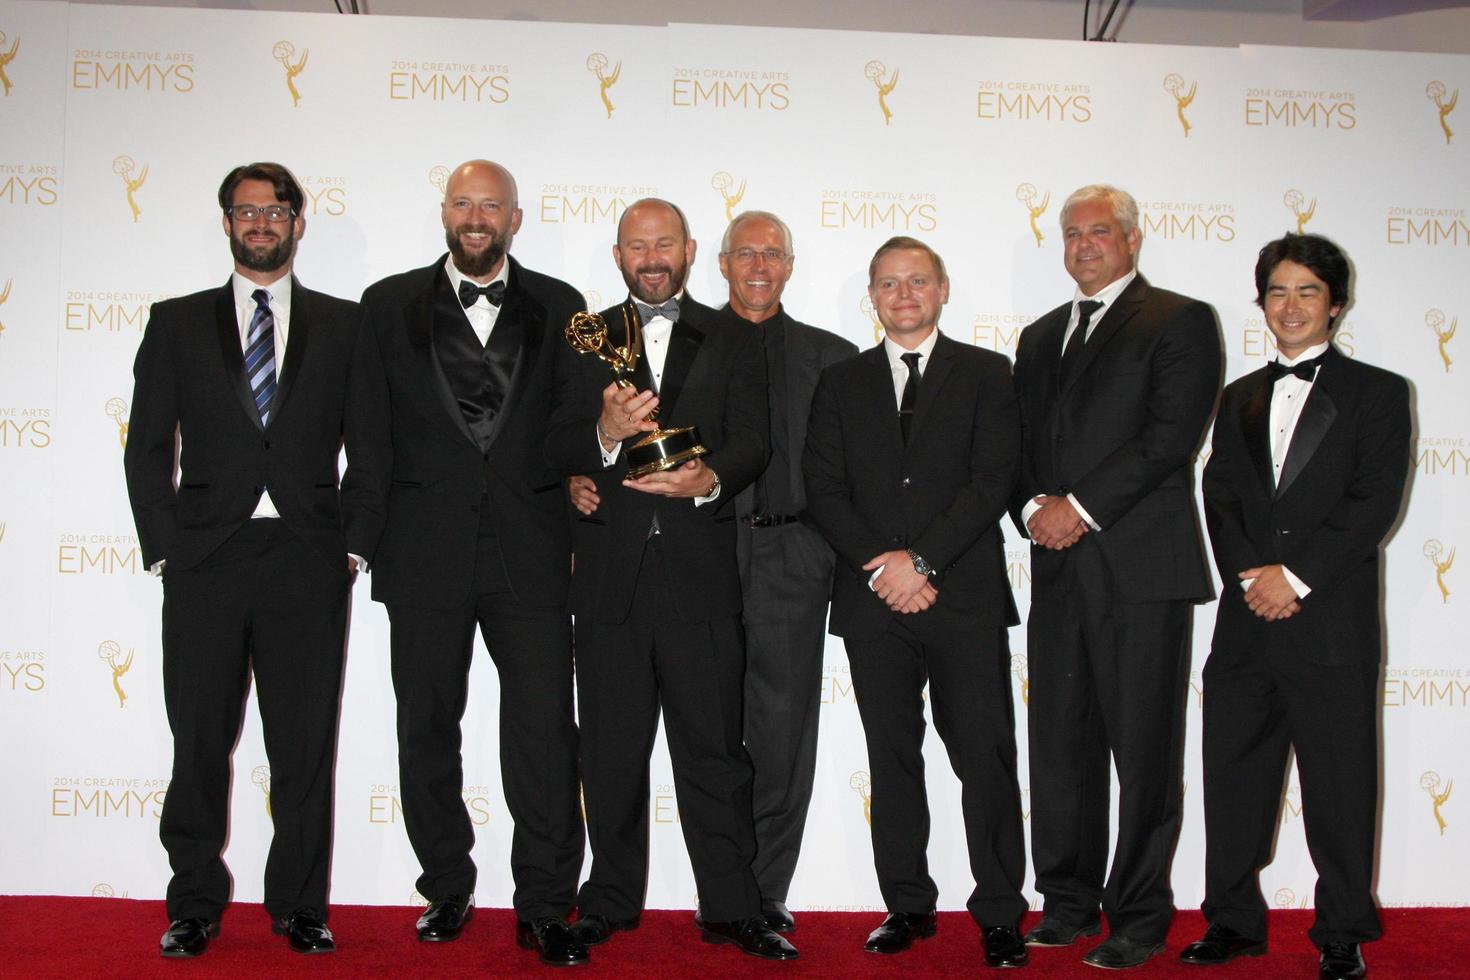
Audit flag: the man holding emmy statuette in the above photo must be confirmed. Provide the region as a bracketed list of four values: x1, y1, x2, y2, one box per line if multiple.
[1182, 234, 1409, 980]
[803, 236, 1030, 969]
[547, 198, 793, 961]
[125, 162, 369, 958]
[348, 160, 589, 966]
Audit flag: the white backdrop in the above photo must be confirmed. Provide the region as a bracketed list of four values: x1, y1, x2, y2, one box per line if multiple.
[0, 0, 1465, 913]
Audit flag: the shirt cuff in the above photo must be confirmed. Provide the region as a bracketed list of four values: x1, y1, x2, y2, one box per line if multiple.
[349, 553, 368, 574]
[1021, 496, 1043, 529]
[597, 425, 622, 468]
[1281, 566, 1311, 599]
[148, 559, 166, 577]
[693, 475, 720, 507]
[868, 564, 885, 590]
[1067, 493, 1101, 532]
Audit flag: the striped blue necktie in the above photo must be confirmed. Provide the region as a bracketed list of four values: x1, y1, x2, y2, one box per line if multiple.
[244, 288, 277, 426]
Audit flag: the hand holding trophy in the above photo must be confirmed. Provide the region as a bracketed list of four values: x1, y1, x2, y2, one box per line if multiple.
[566, 304, 708, 478]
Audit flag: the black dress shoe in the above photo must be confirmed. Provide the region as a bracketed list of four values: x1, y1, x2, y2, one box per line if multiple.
[863, 910, 938, 953]
[1319, 942, 1366, 980]
[159, 918, 217, 958]
[517, 917, 590, 966]
[982, 925, 1030, 968]
[763, 900, 796, 934]
[568, 913, 639, 947]
[272, 909, 335, 954]
[1024, 916, 1102, 947]
[416, 894, 474, 942]
[1179, 923, 1267, 965]
[700, 915, 799, 960]
[1082, 935, 1164, 969]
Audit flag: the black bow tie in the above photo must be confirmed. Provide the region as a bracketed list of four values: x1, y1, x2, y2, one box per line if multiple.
[458, 279, 506, 309]
[635, 299, 680, 324]
[1267, 355, 1324, 383]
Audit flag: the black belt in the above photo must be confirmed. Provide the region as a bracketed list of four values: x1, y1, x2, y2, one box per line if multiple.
[742, 513, 800, 528]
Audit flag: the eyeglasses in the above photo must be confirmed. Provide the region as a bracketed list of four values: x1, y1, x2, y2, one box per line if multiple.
[725, 247, 789, 264]
[225, 204, 295, 222]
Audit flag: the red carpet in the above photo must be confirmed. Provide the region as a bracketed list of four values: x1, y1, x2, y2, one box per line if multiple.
[0, 897, 1460, 978]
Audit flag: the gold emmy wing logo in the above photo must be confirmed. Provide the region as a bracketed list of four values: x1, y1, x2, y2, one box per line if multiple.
[582, 289, 602, 312]
[105, 397, 128, 448]
[252, 765, 272, 816]
[1016, 183, 1050, 248]
[1273, 887, 1309, 909]
[1426, 308, 1456, 373]
[97, 640, 134, 708]
[849, 771, 872, 826]
[710, 171, 746, 223]
[586, 52, 620, 119]
[428, 164, 449, 197]
[1010, 653, 1030, 707]
[859, 295, 882, 344]
[0, 277, 11, 337]
[0, 30, 18, 96]
[272, 41, 308, 108]
[113, 155, 148, 223]
[1421, 771, 1452, 835]
[1163, 73, 1197, 137]
[1426, 80, 1457, 145]
[864, 60, 898, 126]
[1282, 188, 1315, 234]
[1424, 539, 1454, 603]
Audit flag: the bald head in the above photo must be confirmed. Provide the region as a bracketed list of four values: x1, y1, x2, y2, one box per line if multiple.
[445, 159, 519, 208]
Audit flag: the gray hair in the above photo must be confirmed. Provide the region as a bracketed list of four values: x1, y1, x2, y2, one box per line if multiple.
[1060, 184, 1139, 235]
[720, 210, 794, 256]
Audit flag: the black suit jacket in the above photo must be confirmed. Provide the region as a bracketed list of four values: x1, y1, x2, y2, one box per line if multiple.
[804, 333, 1021, 641]
[546, 295, 769, 625]
[1010, 274, 1221, 602]
[125, 278, 367, 572]
[347, 255, 584, 610]
[1203, 345, 1411, 666]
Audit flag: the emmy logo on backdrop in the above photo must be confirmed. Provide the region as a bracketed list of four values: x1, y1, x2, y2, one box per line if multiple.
[1421, 771, 1452, 835]
[864, 60, 898, 126]
[1426, 308, 1456, 373]
[1424, 539, 1454, 604]
[113, 155, 148, 223]
[710, 171, 746, 223]
[849, 771, 872, 826]
[1273, 887, 1309, 909]
[859, 295, 882, 344]
[428, 164, 450, 196]
[1426, 80, 1457, 145]
[97, 640, 134, 708]
[586, 52, 620, 119]
[272, 41, 308, 107]
[105, 397, 129, 449]
[1016, 183, 1049, 248]
[92, 883, 129, 898]
[1163, 73, 1196, 137]
[1010, 653, 1030, 708]
[1282, 188, 1315, 234]
[0, 277, 11, 337]
[0, 30, 17, 96]
[252, 765, 273, 817]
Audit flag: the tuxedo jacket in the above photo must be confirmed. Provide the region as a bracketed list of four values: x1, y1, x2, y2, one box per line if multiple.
[545, 296, 769, 625]
[125, 279, 368, 572]
[1010, 274, 1221, 602]
[347, 255, 584, 610]
[1203, 345, 1411, 666]
[804, 333, 1021, 642]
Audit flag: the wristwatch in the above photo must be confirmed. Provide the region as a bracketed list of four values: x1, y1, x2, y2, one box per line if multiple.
[907, 549, 935, 578]
[705, 471, 721, 498]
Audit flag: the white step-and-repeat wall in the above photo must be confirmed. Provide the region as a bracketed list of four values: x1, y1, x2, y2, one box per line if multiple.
[1, 0, 1465, 911]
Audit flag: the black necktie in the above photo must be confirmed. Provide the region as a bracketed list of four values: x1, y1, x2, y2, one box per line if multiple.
[899, 351, 922, 444]
[1059, 299, 1103, 388]
[1267, 355, 1324, 383]
[636, 299, 681, 324]
[458, 279, 506, 308]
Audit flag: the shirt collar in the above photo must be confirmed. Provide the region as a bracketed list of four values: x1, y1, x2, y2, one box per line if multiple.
[444, 254, 510, 299]
[232, 271, 292, 312]
[883, 327, 940, 369]
[1276, 340, 1331, 367]
[1072, 268, 1136, 312]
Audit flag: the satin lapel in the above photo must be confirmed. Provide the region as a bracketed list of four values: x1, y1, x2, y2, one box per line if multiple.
[786, 318, 818, 502]
[268, 277, 311, 427]
[1275, 351, 1341, 498]
[1238, 369, 1275, 494]
[907, 334, 954, 451]
[483, 262, 544, 447]
[655, 300, 707, 418]
[416, 268, 476, 446]
[1062, 276, 1145, 393]
[864, 343, 905, 458]
[213, 282, 263, 432]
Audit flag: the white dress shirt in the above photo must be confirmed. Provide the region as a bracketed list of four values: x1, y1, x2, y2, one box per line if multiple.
[444, 255, 509, 347]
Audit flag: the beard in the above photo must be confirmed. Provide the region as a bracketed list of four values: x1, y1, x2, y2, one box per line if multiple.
[619, 257, 688, 305]
[230, 229, 296, 274]
[446, 224, 508, 279]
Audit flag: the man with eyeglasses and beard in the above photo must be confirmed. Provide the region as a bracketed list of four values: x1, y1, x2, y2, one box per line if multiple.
[547, 198, 795, 961]
[348, 160, 589, 965]
[125, 162, 371, 958]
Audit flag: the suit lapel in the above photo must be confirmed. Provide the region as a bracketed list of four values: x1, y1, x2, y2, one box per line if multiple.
[213, 282, 264, 432]
[907, 333, 954, 451]
[785, 316, 819, 502]
[1238, 368, 1275, 494]
[863, 343, 905, 458]
[268, 277, 311, 427]
[656, 297, 707, 418]
[1275, 348, 1341, 498]
[482, 257, 544, 447]
[411, 264, 476, 446]
[1061, 275, 1146, 393]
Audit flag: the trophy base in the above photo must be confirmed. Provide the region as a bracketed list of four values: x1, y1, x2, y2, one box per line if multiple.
[626, 425, 708, 479]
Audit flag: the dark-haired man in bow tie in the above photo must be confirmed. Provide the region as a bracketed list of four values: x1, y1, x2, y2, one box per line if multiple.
[349, 159, 589, 965]
[1183, 234, 1409, 980]
[1010, 184, 1221, 970]
[547, 198, 793, 961]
